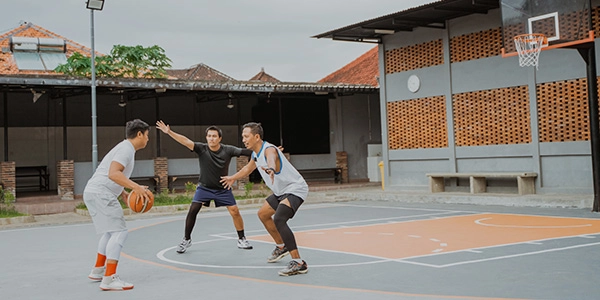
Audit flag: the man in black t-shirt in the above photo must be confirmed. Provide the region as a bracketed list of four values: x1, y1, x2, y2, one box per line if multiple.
[156, 121, 253, 253]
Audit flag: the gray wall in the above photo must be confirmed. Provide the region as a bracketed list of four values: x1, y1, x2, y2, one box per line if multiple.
[380, 7, 598, 194]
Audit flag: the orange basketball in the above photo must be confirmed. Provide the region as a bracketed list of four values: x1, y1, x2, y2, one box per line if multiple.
[127, 189, 154, 213]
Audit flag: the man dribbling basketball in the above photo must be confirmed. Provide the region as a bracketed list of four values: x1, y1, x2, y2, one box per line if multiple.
[84, 119, 150, 291]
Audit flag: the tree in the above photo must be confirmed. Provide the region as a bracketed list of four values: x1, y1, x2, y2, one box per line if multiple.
[55, 44, 172, 79]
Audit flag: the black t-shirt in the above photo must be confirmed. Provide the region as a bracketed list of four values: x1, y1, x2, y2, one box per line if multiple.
[193, 143, 251, 189]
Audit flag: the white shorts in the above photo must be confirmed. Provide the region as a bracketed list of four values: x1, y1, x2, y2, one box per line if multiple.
[83, 190, 126, 234]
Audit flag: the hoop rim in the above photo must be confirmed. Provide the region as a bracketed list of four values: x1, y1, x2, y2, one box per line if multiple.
[514, 33, 548, 45]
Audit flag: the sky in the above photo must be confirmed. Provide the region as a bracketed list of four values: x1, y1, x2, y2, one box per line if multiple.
[1, 0, 428, 82]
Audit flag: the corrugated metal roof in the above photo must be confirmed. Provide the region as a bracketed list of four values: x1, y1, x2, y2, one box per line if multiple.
[0, 74, 377, 94]
[313, 0, 499, 43]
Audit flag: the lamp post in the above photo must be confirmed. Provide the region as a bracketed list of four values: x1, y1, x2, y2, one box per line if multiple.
[86, 0, 104, 171]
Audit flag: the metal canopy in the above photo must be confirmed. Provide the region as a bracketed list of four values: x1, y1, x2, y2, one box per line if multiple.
[0, 74, 377, 98]
[313, 0, 499, 43]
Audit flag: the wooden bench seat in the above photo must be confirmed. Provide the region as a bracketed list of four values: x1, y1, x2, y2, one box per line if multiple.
[130, 176, 159, 192]
[16, 166, 50, 191]
[298, 168, 342, 184]
[168, 174, 199, 191]
[426, 172, 538, 195]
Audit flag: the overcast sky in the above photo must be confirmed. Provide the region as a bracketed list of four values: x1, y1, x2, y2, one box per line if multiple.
[1, 0, 428, 82]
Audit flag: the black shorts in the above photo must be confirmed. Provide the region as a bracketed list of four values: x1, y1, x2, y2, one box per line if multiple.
[266, 193, 304, 217]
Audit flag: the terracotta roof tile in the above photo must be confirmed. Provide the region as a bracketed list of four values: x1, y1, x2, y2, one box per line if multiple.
[249, 67, 281, 83]
[166, 63, 234, 81]
[0, 21, 94, 75]
[318, 46, 378, 87]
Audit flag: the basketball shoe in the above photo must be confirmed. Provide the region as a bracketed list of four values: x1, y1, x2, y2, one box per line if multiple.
[176, 238, 192, 253]
[88, 267, 104, 281]
[267, 245, 289, 262]
[237, 237, 253, 249]
[99, 274, 134, 291]
[278, 260, 308, 276]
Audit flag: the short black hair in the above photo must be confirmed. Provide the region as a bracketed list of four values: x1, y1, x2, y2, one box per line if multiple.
[205, 125, 223, 137]
[125, 119, 150, 139]
[242, 122, 263, 139]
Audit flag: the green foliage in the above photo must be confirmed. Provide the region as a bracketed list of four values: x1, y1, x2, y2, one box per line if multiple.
[243, 182, 254, 198]
[55, 44, 172, 79]
[184, 182, 196, 195]
[0, 186, 25, 218]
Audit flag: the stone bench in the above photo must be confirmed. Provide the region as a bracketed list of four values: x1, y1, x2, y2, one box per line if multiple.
[426, 172, 538, 195]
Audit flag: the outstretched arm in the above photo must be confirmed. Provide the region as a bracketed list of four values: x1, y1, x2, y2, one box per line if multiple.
[156, 120, 194, 151]
[220, 159, 257, 189]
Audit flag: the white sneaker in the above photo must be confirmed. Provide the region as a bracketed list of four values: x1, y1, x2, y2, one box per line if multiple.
[176, 238, 192, 254]
[99, 274, 134, 291]
[237, 237, 253, 250]
[88, 267, 105, 281]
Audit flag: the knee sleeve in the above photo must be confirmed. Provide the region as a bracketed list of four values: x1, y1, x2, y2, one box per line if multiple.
[273, 205, 298, 251]
[105, 230, 128, 261]
[97, 232, 111, 255]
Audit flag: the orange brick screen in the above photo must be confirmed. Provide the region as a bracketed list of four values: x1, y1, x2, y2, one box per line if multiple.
[384, 40, 443, 74]
[450, 28, 503, 63]
[387, 96, 448, 149]
[537, 78, 591, 142]
[453, 87, 531, 146]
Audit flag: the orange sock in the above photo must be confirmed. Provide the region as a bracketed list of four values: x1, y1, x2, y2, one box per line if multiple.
[95, 253, 106, 268]
[105, 262, 117, 276]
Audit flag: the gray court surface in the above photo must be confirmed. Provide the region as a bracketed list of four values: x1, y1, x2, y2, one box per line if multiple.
[1, 200, 599, 300]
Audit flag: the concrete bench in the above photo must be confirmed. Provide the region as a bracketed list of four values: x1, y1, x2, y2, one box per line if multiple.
[426, 172, 538, 195]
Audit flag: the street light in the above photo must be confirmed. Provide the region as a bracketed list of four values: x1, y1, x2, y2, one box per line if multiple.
[86, 0, 104, 171]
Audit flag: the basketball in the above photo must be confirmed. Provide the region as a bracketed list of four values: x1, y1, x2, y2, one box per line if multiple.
[127, 189, 154, 213]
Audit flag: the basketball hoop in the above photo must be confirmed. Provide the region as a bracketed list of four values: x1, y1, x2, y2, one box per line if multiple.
[514, 33, 547, 69]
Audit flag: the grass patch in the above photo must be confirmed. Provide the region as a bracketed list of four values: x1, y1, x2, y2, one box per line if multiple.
[0, 206, 27, 218]
[75, 190, 267, 211]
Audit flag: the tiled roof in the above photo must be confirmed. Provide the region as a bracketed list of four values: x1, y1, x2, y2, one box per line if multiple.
[0, 21, 93, 75]
[318, 46, 378, 87]
[249, 67, 281, 83]
[166, 63, 235, 81]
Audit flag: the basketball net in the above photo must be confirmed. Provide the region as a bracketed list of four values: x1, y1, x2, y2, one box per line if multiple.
[514, 33, 547, 69]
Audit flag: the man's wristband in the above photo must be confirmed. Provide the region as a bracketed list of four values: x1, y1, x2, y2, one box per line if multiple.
[266, 167, 275, 174]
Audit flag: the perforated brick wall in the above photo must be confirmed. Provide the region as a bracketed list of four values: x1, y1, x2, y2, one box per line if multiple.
[537, 78, 591, 142]
[387, 96, 448, 149]
[384, 40, 443, 74]
[453, 86, 531, 146]
[450, 28, 503, 63]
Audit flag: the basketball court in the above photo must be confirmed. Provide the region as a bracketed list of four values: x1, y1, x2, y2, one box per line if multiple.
[2, 200, 600, 300]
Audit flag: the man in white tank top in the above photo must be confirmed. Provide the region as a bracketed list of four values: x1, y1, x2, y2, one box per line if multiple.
[221, 122, 309, 276]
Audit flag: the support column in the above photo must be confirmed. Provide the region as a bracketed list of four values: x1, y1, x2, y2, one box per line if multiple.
[236, 156, 250, 190]
[57, 160, 74, 200]
[336, 151, 349, 183]
[0, 161, 15, 197]
[154, 157, 168, 193]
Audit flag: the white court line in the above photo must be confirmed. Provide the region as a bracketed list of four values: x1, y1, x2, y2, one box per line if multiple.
[475, 217, 592, 228]
[208, 210, 463, 237]
[156, 245, 393, 269]
[408, 241, 600, 268]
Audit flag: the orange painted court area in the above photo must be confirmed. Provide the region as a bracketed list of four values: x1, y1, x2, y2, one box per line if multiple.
[249, 213, 600, 259]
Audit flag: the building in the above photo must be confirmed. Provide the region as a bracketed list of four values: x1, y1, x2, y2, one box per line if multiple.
[0, 21, 379, 199]
[315, 0, 600, 195]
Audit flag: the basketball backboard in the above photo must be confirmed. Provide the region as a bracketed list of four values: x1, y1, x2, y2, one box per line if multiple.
[500, 0, 594, 56]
